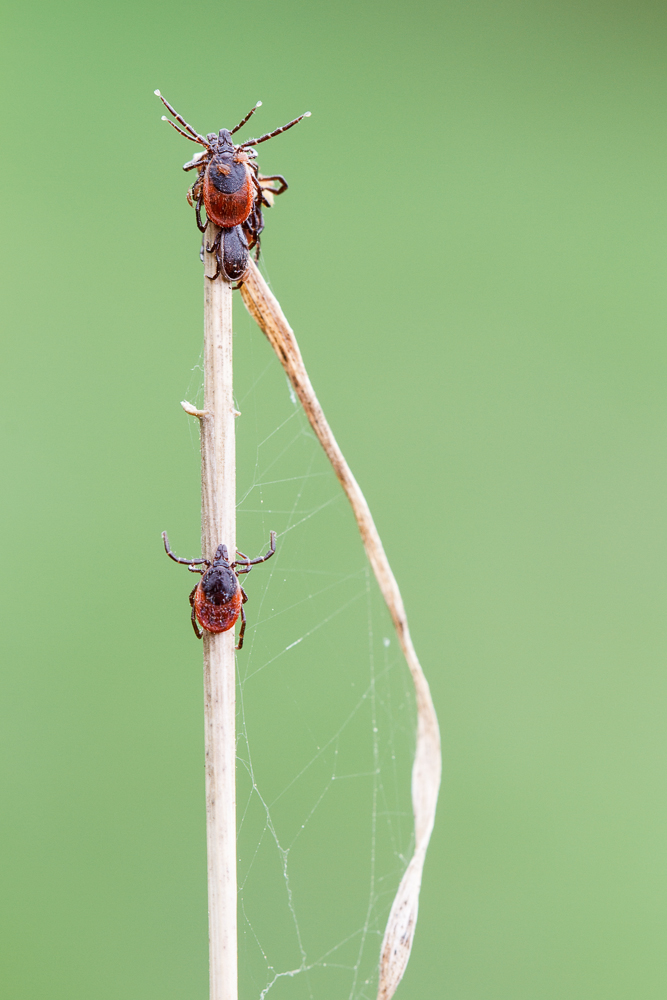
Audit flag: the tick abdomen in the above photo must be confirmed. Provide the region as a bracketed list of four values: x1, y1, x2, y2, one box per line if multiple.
[204, 157, 253, 227]
[194, 583, 242, 633]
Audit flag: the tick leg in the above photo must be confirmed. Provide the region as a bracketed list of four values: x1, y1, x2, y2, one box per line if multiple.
[208, 239, 225, 281]
[205, 229, 222, 255]
[249, 178, 267, 226]
[206, 257, 221, 281]
[243, 214, 263, 261]
[156, 91, 208, 145]
[241, 218, 262, 263]
[187, 170, 204, 207]
[204, 229, 222, 281]
[235, 602, 247, 650]
[196, 187, 208, 233]
[251, 217, 263, 259]
[189, 585, 203, 639]
[242, 220, 261, 260]
[238, 111, 311, 149]
[251, 173, 264, 204]
[230, 101, 261, 135]
[260, 174, 288, 196]
[183, 151, 207, 172]
[163, 118, 205, 144]
[233, 530, 276, 568]
[163, 531, 210, 568]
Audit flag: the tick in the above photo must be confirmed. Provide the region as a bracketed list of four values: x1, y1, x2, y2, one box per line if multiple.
[155, 90, 310, 280]
[162, 530, 277, 649]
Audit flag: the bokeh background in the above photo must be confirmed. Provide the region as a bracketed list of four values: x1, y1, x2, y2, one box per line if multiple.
[3, 0, 667, 997]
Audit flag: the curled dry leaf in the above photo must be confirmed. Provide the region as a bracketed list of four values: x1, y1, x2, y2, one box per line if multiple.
[240, 261, 442, 1000]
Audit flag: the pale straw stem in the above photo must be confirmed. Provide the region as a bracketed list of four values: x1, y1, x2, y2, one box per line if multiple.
[198, 222, 238, 1000]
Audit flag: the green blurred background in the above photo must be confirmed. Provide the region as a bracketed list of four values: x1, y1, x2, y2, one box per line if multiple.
[3, 0, 667, 997]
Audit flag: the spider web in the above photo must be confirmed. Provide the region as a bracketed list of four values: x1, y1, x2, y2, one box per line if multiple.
[184, 274, 417, 1000]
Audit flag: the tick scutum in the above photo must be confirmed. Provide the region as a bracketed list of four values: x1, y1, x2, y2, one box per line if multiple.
[208, 152, 248, 195]
[201, 562, 238, 606]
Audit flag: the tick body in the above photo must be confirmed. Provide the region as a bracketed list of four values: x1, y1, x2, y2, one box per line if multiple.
[155, 90, 310, 280]
[200, 131, 255, 230]
[162, 530, 277, 649]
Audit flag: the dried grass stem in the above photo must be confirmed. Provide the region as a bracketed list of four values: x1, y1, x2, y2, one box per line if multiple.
[240, 260, 441, 1000]
[200, 223, 237, 1000]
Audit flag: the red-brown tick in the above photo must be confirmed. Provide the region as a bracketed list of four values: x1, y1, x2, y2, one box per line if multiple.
[162, 530, 276, 649]
[155, 90, 310, 280]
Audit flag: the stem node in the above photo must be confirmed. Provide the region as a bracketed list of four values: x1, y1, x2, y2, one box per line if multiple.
[181, 399, 207, 418]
